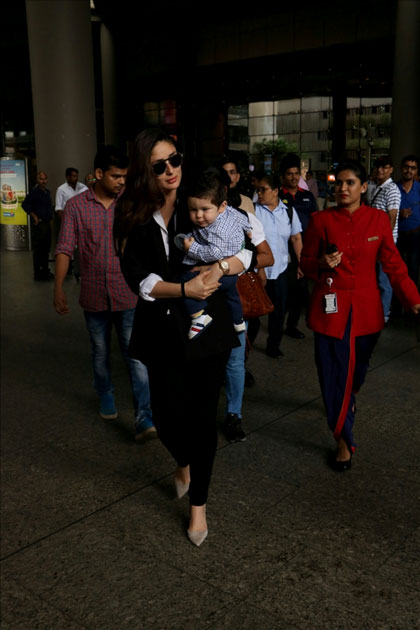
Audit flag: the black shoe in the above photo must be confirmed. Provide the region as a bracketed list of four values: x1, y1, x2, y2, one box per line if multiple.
[329, 451, 352, 472]
[265, 347, 284, 358]
[244, 369, 255, 387]
[284, 327, 305, 339]
[223, 413, 246, 442]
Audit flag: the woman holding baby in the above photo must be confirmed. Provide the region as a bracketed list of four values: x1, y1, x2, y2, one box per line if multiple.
[114, 128, 253, 547]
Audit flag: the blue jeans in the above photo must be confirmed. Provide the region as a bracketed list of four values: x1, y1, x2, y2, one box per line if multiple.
[84, 309, 152, 423]
[225, 326, 247, 418]
[377, 263, 393, 321]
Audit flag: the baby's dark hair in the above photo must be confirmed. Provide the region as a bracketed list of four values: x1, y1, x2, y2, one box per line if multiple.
[185, 168, 228, 207]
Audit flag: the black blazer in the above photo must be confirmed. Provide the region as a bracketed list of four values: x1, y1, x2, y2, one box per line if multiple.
[120, 208, 240, 366]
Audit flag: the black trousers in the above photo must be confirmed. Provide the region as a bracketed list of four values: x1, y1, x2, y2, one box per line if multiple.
[265, 269, 288, 352]
[397, 230, 420, 288]
[147, 350, 229, 506]
[31, 220, 51, 278]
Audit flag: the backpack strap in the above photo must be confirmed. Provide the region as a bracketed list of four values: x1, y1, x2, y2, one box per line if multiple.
[281, 197, 294, 224]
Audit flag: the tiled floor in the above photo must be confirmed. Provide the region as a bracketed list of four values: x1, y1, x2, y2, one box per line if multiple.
[1, 250, 419, 629]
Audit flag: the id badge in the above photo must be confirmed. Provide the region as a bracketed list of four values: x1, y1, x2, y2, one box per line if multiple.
[324, 277, 338, 314]
[324, 292, 338, 314]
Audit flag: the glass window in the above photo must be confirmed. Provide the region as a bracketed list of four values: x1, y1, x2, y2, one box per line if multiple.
[144, 102, 159, 112]
[228, 118, 248, 128]
[249, 116, 275, 136]
[277, 114, 300, 134]
[249, 102, 275, 117]
[228, 104, 249, 119]
[144, 110, 159, 125]
[301, 96, 331, 112]
[274, 99, 300, 115]
[302, 132, 325, 151]
[302, 112, 329, 132]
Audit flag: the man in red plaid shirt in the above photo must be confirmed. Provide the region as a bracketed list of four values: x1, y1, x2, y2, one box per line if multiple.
[54, 145, 156, 442]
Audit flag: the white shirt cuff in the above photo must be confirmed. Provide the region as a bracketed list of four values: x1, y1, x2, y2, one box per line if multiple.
[139, 273, 163, 301]
[235, 249, 253, 274]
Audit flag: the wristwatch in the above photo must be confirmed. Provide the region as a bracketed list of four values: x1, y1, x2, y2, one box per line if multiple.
[218, 260, 230, 274]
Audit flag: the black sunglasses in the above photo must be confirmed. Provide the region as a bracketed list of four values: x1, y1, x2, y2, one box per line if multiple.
[152, 152, 183, 175]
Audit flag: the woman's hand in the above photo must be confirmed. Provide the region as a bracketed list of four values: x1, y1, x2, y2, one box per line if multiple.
[412, 304, 420, 316]
[319, 251, 343, 270]
[185, 269, 221, 300]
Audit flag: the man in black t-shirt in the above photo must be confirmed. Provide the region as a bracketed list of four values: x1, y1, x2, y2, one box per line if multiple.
[279, 154, 317, 339]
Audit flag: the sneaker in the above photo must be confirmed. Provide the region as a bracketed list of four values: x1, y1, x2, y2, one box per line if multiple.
[135, 417, 158, 443]
[188, 313, 213, 340]
[99, 393, 118, 420]
[223, 413, 246, 442]
[234, 319, 246, 333]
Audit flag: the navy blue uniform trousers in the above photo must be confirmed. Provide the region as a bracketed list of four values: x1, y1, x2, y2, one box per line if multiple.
[314, 313, 379, 451]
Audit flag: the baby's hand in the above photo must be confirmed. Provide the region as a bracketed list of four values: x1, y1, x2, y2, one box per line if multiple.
[184, 236, 195, 252]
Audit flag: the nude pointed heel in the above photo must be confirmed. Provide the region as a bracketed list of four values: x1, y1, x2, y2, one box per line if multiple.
[174, 478, 190, 499]
[187, 529, 208, 547]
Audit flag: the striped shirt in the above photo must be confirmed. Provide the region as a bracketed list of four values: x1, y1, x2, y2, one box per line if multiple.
[55, 187, 137, 312]
[370, 178, 401, 243]
[184, 205, 251, 265]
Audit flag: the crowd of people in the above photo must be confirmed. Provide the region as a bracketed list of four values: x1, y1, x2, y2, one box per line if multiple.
[22, 134, 420, 547]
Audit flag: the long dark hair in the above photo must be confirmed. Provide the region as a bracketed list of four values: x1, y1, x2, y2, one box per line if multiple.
[114, 128, 177, 253]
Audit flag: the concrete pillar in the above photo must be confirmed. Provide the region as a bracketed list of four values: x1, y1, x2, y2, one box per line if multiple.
[101, 23, 120, 147]
[25, 0, 97, 200]
[390, 0, 420, 169]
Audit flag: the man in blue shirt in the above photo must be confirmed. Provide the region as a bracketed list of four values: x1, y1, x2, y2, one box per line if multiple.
[397, 154, 420, 287]
[22, 171, 54, 280]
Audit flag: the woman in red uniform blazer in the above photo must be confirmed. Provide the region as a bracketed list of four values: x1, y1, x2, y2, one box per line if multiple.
[300, 159, 420, 471]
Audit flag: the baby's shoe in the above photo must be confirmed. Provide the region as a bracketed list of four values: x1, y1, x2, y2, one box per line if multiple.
[234, 319, 246, 333]
[188, 313, 213, 340]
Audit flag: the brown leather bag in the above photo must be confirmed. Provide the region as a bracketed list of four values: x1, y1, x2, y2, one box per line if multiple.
[237, 271, 274, 320]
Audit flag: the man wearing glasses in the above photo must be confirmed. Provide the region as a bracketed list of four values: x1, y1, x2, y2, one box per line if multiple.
[397, 154, 420, 286]
[370, 156, 401, 322]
